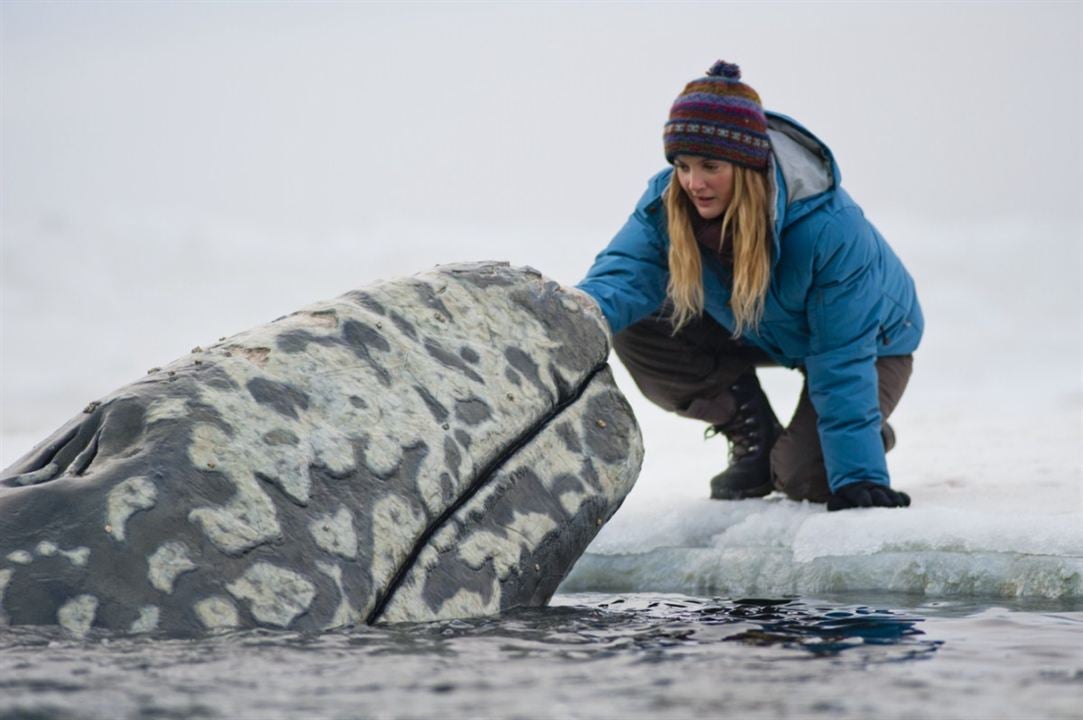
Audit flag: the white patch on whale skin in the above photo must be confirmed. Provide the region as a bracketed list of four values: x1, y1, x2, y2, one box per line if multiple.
[188, 484, 282, 555]
[148, 542, 197, 594]
[557, 484, 589, 518]
[501, 510, 561, 548]
[362, 428, 406, 478]
[194, 596, 239, 630]
[307, 426, 356, 478]
[434, 583, 502, 620]
[454, 528, 517, 571]
[188, 349, 358, 507]
[188, 423, 282, 554]
[145, 397, 189, 424]
[261, 465, 311, 506]
[60, 547, 90, 567]
[370, 495, 426, 588]
[316, 561, 361, 629]
[381, 581, 501, 624]
[57, 595, 98, 637]
[130, 605, 160, 633]
[106, 476, 158, 542]
[454, 510, 559, 577]
[226, 562, 316, 628]
[309, 506, 358, 560]
[27, 542, 91, 567]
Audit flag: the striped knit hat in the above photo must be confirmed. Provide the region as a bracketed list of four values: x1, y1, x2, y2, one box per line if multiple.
[663, 60, 770, 170]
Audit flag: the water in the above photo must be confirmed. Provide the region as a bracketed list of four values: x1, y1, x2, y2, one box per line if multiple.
[2, 593, 1080, 720]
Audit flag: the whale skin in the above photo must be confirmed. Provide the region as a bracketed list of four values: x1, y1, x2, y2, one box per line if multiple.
[0, 262, 642, 636]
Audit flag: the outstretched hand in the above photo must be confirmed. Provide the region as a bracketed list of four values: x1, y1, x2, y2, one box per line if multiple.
[827, 481, 911, 511]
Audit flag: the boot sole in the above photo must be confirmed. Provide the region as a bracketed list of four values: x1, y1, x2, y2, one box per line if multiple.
[710, 479, 774, 501]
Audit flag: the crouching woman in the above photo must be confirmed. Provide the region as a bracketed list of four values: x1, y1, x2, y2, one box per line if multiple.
[577, 61, 923, 511]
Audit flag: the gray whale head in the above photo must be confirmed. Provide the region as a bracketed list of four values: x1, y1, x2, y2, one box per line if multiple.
[0, 262, 642, 636]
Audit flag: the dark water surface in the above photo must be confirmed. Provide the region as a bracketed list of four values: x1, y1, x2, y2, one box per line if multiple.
[1, 593, 1080, 719]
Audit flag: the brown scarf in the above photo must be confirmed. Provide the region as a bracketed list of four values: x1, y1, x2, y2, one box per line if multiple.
[691, 213, 733, 265]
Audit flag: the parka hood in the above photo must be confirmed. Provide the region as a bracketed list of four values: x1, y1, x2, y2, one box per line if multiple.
[766, 112, 840, 258]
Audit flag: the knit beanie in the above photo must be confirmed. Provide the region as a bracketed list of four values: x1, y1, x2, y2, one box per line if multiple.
[663, 60, 770, 170]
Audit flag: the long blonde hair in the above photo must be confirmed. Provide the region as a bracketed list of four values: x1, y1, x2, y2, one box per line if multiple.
[664, 165, 772, 336]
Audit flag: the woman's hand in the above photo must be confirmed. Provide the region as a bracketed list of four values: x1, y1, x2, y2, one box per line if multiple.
[827, 481, 911, 511]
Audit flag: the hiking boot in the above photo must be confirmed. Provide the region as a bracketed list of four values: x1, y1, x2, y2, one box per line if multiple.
[707, 372, 783, 500]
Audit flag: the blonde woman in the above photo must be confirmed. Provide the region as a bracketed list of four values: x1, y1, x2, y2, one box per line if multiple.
[577, 61, 922, 511]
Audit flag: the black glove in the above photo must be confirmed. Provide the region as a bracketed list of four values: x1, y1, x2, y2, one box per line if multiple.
[827, 481, 911, 511]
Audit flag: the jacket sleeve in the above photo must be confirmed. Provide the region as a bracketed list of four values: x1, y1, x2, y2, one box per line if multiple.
[803, 215, 889, 492]
[575, 179, 670, 335]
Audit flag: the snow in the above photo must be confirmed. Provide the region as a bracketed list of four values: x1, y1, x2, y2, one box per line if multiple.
[2, 3, 1080, 600]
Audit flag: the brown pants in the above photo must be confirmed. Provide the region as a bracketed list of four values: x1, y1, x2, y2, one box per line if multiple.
[612, 310, 913, 502]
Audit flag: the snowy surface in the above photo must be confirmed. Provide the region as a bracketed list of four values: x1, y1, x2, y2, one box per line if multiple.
[2, 3, 1080, 600]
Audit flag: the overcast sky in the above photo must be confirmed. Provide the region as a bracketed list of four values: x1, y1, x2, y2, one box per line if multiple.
[1, 1, 1081, 449]
[3, 1, 1079, 235]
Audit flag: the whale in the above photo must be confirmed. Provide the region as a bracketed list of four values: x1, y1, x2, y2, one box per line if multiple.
[0, 262, 642, 636]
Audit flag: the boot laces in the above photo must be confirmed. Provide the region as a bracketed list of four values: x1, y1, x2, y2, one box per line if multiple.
[705, 400, 761, 461]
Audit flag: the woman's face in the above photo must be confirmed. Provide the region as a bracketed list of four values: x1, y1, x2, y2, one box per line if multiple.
[674, 155, 735, 220]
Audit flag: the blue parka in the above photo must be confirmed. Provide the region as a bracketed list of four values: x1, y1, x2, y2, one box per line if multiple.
[577, 112, 924, 493]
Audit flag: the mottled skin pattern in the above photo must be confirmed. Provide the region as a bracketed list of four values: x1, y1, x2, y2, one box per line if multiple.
[0, 262, 643, 636]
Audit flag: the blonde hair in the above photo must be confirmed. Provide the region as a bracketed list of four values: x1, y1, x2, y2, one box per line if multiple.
[664, 165, 772, 336]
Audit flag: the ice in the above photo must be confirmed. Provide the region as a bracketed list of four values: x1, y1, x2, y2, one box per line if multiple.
[560, 495, 1083, 599]
[791, 508, 1083, 562]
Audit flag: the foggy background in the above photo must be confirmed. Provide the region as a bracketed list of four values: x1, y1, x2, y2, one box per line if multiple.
[2, 2, 1080, 508]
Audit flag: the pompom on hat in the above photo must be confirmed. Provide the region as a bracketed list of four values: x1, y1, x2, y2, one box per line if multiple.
[663, 60, 770, 170]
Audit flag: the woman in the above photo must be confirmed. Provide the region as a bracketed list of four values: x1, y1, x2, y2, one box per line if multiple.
[577, 61, 923, 511]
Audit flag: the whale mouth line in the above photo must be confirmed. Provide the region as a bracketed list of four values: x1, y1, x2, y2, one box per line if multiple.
[366, 359, 611, 625]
